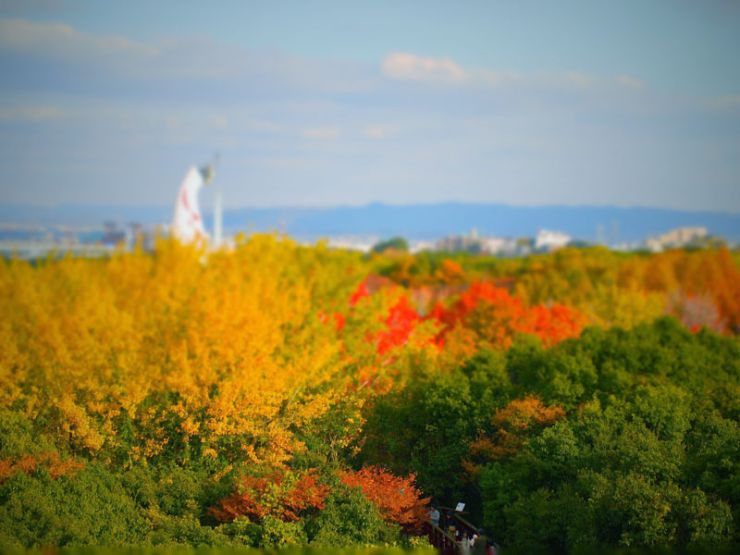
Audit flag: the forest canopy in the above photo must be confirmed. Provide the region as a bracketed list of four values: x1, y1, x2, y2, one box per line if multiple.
[0, 236, 737, 553]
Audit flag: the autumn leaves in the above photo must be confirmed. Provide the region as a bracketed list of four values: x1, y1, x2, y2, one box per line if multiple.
[0, 237, 737, 547]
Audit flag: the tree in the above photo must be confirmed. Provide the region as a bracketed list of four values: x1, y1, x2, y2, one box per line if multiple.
[372, 237, 409, 254]
[339, 466, 429, 531]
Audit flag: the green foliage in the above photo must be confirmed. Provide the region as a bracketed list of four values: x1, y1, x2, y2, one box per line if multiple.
[0, 458, 240, 549]
[360, 350, 511, 503]
[0, 409, 56, 458]
[259, 516, 307, 548]
[364, 319, 739, 551]
[506, 337, 598, 407]
[306, 486, 400, 547]
[0, 464, 148, 548]
[146, 514, 230, 547]
[371, 237, 409, 254]
[684, 412, 740, 531]
[0, 547, 436, 555]
[216, 517, 262, 547]
[124, 463, 233, 521]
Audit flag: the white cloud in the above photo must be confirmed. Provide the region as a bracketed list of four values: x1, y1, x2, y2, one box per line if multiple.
[381, 52, 467, 83]
[381, 51, 645, 94]
[302, 126, 340, 140]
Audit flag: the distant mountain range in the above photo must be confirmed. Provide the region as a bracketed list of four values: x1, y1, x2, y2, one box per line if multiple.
[1, 202, 739, 243]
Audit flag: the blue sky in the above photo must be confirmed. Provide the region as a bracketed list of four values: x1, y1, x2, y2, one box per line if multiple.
[0, 0, 739, 211]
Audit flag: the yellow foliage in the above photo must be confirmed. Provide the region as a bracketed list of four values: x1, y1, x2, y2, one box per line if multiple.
[0, 235, 382, 466]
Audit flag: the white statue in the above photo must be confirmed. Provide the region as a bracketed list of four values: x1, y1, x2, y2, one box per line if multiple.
[171, 165, 214, 243]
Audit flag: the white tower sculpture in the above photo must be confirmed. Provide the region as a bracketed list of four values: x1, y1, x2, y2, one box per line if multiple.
[213, 189, 223, 248]
[171, 165, 214, 243]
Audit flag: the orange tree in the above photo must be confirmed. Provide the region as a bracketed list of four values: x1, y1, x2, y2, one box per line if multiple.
[429, 281, 586, 351]
[339, 466, 429, 532]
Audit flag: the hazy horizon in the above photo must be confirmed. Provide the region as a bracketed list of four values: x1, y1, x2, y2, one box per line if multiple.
[3, 201, 740, 244]
[3, 178, 740, 215]
[3, 198, 740, 216]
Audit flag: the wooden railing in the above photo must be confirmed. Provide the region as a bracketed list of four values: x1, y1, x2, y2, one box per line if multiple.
[425, 508, 487, 554]
[424, 522, 459, 555]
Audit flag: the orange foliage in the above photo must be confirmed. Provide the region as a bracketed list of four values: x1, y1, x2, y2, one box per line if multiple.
[211, 469, 329, 523]
[0, 459, 10, 480]
[527, 303, 586, 344]
[464, 397, 566, 476]
[492, 396, 565, 430]
[336, 283, 440, 393]
[619, 247, 740, 332]
[349, 279, 370, 306]
[339, 466, 429, 531]
[430, 282, 585, 349]
[435, 259, 465, 284]
[345, 279, 428, 354]
[375, 296, 422, 354]
[0, 452, 85, 482]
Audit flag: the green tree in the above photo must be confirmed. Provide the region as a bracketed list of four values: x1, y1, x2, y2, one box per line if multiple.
[372, 237, 409, 254]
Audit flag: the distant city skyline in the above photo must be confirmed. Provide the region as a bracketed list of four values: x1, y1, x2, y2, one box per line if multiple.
[0, 1, 739, 212]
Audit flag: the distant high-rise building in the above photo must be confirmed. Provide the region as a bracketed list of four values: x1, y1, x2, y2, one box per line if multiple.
[645, 227, 708, 251]
[535, 229, 571, 251]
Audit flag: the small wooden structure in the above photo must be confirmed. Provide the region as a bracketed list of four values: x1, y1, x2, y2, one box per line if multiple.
[425, 506, 486, 554]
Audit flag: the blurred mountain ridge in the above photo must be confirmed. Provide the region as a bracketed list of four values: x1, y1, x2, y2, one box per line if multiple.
[1, 202, 739, 243]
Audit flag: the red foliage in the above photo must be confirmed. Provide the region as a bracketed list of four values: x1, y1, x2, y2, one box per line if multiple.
[349, 280, 370, 306]
[344, 278, 582, 357]
[430, 281, 585, 348]
[376, 296, 422, 354]
[211, 469, 329, 523]
[524, 303, 586, 346]
[339, 466, 429, 531]
[316, 310, 347, 331]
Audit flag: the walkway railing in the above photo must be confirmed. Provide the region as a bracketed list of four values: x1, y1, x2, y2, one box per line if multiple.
[424, 522, 459, 555]
[425, 507, 487, 554]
